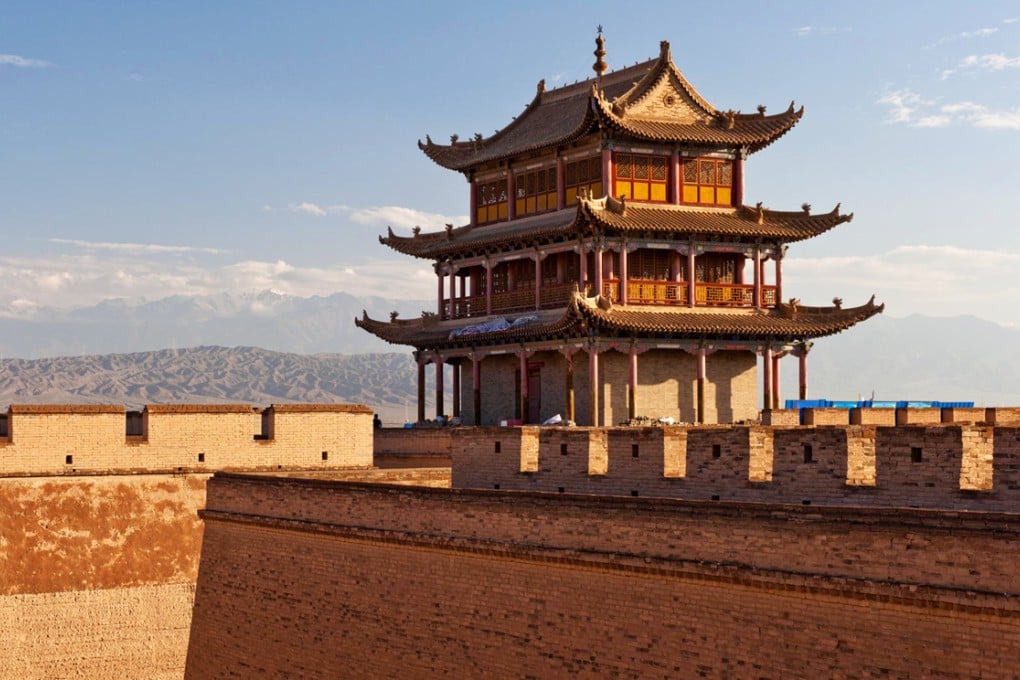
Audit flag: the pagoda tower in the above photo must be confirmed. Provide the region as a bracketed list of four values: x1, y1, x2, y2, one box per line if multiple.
[357, 37, 882, 426]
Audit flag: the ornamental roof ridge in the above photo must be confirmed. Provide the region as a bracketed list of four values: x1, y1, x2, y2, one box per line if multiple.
[605, 40, 716, 117]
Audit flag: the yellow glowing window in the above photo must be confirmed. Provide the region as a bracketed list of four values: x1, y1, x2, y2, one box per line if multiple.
[680, 158, 734, 207]
[614, 153, 668, 204]
[515, 167, 557, 217]
[475, 179, 507, 225]
[564, 156, 603, 205]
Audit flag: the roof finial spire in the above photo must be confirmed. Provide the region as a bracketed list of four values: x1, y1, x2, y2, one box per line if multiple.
[593, 26, 608, 80]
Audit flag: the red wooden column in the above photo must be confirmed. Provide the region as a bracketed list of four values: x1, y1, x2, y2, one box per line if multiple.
[619, 244, 629, 305]
[506, 170, 515, 221]
[697, 348, 707, 424]
[472, 354, 482, 425]
[628, 345, 638, 421]
[485, 260, 493, 315]
[761, 346, 773, 413]
[593, 243, 604, 297]
[435, 356, 444, 420]
[670, 149, 680, 204]
[451, 359, 461, 419]
[794, 342, 810, 401]
[578, 244, 588, 295]
[533, 252, 542, 311]
[687, 247, 696, 307]
[753, 247, 762, 309]
[469, 179, 478, 227]
[588, 344, 600, 426]
[601, 147, 613, 198]
[448, 265, 457, 319]
[437, 268, 445, 319]
[416, 353, 426, 423]
[556, 157, 566, 210]
[771, 353, 781, 410]
[518, 350, 529, 424]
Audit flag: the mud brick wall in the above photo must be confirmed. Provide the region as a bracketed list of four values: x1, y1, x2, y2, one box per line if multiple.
[803, 408, 849, 425]
[850, 407, 896, 425]
[0, 403, 372, 475]
[941, 407, 988, 424]
[185, 476, 1020, 679]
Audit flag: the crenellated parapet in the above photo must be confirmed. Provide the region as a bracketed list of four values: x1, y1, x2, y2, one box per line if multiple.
[450, 420, 1019, 512]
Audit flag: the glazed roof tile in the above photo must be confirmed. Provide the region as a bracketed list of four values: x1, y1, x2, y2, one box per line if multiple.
[379, 200, 851, 260]
[420, 41, 802, 172]
[355, 293, 883, 350]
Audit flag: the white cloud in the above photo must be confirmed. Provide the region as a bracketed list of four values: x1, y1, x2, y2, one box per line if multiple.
[0, 53, 52, 68]
[793, 26, 814, 37]
[942, 53, 1020, 79]
[288, 201, 327, 217]
[927, 26, 999, 48]
[785, 245, 1020, 325]
[48, 238, 225, 255]
[286, 201, 466, 231]
[877, 90, 1020, 131]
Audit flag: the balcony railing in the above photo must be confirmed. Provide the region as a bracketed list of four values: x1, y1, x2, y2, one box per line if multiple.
[445, 280, 777, 320]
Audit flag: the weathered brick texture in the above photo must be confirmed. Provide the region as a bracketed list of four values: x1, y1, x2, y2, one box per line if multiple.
[185, 476, 1020, 679]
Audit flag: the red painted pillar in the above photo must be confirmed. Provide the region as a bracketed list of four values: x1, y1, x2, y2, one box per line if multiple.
[506, 171, 515, 221]
[534, 253, 542, 311]
[417, 355, 426, 423]
[594, 246, 604, 297]
[472, 354, 482, 425]
[437, 269, 445, 319]
[762, 347, 773, 413]
[619, 246, 629, 305]
[733, 155, 744, 207]
[697, 349, 707, 424]
[469, 179, 478, 227]
[565, 352, 575, 423]
[435, 358, 444, 420]
[687, 248, 696, 307]
[670, 149, 680, 204]
[771, 353, 781, 410]
[602, 147, 613, 198]
[485, 261, 493, 315]
[799, 350, 808, 401]
[556, 157, 566, 210]
[628, 346, 638, 421]
[519, 351, 529, 423]
[589, 346, 600, 426]
[753, 247, 761, 309]
[448, 266, 457, 318]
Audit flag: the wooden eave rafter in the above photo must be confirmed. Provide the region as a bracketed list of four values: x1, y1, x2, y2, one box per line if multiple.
[355, 291, 884, 351]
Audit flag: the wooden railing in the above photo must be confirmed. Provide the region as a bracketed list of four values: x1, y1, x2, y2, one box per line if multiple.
[446, 282, 778, 319]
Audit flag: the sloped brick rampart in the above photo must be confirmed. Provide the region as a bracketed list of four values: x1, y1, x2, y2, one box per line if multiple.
[185, 475, 1020, 678]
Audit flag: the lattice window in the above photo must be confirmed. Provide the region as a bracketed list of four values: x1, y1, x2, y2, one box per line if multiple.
[631, 249, 672, 280]
[515, 166, 557, 217]
[695, 253, 738, 283]
[615, 153, 668, 203]
[565, 156, 603, 205]
[681, 158, 733, 207]
[475, 178, 508, 224]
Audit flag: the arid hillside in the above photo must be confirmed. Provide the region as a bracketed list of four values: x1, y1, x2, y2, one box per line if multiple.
[0, 346, 426, 425]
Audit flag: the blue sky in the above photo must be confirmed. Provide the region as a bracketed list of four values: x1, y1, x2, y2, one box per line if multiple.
[3, 1, 1019, 327]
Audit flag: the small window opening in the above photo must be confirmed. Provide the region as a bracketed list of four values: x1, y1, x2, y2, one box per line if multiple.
[494, 441, 501, 453]
[711, 494, 720, 501]
[65, 454, 73, 465]
[197, 452, 205, 463]
[802, 499, 812, 505]
[803, 444, 813, 463]
[493, 483, 501, 490]
[631, 490, 639, 497]
[712, 444, 721, 459]
[558, 486, 565, 493]
[911, 447, 923, 463]
[632, 443, 639, 458]
[126, 411, 144, 437]
[560, 443, 568, 455]
[0, 414, 8, 438]
[322, 451, 329, 461]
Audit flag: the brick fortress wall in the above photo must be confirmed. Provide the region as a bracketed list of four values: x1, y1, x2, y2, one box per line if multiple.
[185, 475, 1020, 678]
[0, 403, 377, 680]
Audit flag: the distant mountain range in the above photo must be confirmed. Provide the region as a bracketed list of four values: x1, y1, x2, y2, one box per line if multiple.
[0, 290, 429, 358]
[0, 291, 1015, 417]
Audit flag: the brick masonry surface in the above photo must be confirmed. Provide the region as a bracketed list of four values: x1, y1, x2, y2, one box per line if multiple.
[450, 423, 1019, 511]
[185, 475, 1020, 678]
